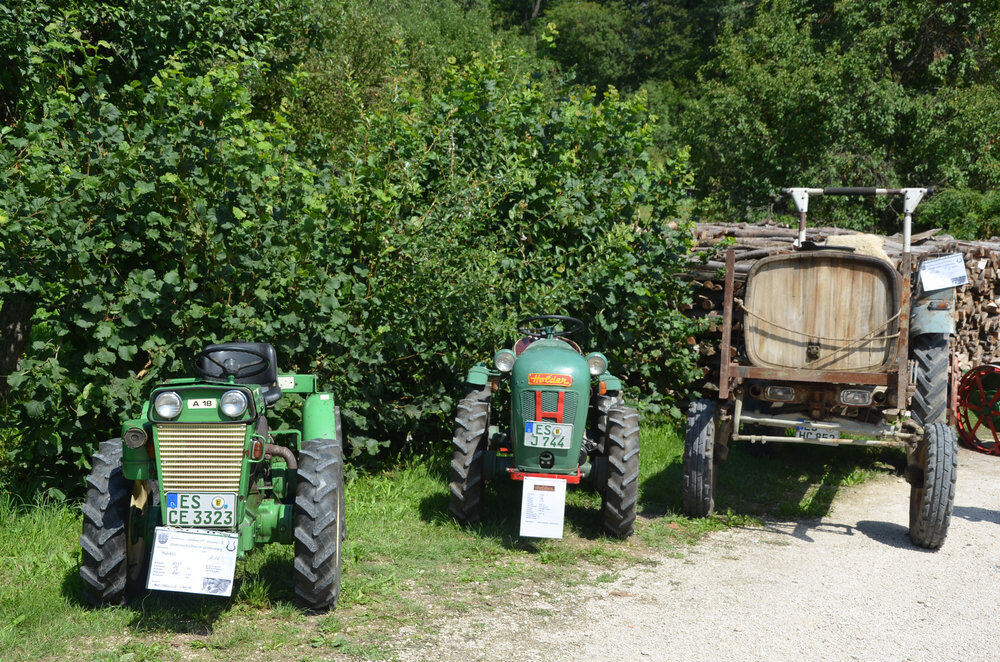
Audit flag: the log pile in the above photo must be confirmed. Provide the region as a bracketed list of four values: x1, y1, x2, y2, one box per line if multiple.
[683, 222, 1000, 391]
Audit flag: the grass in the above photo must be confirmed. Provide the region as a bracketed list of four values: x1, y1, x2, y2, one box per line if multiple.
[0, 421, 905, 661]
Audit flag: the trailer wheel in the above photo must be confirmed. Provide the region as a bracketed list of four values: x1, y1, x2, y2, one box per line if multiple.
[294, 437, 345, 610]
[911, 334, 951, 427]
[908, 423, 958, 549]
[683, 399, 718, 517]
[80, 439, 131, 606]
[600, 405, 640, 538]
[449, 385, 491, 526]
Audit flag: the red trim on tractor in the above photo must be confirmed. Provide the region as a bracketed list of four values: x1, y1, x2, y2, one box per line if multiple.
[508, 468, 582, 484]
[535, 390, 565, 422]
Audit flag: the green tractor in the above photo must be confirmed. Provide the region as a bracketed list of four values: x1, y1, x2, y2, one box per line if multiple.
[79, 342, 345, 610]
[449, 315, 640, 538]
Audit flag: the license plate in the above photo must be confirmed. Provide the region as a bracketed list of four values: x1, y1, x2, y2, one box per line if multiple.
[796, 424, 838, 440]
[524, 421, 573, 449]
[187, 398, 216, 409]
[165, 493, 236, 527]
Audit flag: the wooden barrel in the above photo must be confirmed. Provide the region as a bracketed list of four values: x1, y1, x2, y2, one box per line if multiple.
[743, 251, 900, 372]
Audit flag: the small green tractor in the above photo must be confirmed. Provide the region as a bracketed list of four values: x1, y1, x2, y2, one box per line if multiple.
[449, 315, 640, 538]
[80, 342, 345, 609]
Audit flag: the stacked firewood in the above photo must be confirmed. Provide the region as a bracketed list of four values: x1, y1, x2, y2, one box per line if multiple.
[682, 222, 1000, 391]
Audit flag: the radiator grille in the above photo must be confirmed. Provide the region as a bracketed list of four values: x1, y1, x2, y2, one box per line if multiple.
[156, 424, 247, 493]
[521, 390, 579, 423]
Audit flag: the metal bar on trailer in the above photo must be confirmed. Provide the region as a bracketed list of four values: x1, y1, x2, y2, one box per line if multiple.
[735, 366, 891, 386]
[897, 252, 912, 411]
[730, 433, 912, 447]
[719, 247, 736, 400]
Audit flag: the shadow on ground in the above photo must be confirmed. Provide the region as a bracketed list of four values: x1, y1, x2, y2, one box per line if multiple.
[61, 549, 299, 635]
[640, 441, 907, 544]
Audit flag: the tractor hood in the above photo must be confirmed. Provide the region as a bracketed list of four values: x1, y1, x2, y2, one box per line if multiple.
[509, 339, 591, 474]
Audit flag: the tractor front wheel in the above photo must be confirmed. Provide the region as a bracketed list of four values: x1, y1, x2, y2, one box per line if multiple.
[294, 437, 345, 610]
[911, 334, 951, 427]
[908, 422, 958, 549]
[599, 405, 640, 538]
[449, 385, 491, 526]
[80, 439, 132, 606]
[683, 399, 718, 517]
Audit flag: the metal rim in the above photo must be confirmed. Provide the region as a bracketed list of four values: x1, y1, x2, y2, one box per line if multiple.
[956, 364, 1000, 455]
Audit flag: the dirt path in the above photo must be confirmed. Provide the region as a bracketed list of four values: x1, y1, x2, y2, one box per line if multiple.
[394, 447, 1000, 661]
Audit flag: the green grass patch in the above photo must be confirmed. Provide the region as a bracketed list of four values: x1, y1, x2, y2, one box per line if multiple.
[0, 421, 902, 660]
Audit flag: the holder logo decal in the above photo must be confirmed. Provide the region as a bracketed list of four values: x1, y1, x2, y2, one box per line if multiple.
[528, 373, 573, 387]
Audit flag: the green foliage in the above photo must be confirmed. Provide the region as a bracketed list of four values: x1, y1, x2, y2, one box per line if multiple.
[543, 1, 636, 91]
[1, 15, 699, 487]
[676, 0, 1000, 231]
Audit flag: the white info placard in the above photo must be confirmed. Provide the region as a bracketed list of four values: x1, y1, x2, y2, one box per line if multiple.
[920, 253, 968, 291]
[147, 527, 239, 596]
[519, 476, 567, 539]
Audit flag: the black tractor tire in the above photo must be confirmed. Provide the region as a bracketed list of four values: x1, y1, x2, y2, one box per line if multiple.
[683, 399, 718, 517]
[80, 439, 132, 606]
[335, 407, 346, 543]
[448, 385, 491, 526]
[600, 405, 640, 538]
[910, 334, 951, 427]
[294, 437, 345, 610]
[908, 422, 958, 549]
[593, 392, 624, 453]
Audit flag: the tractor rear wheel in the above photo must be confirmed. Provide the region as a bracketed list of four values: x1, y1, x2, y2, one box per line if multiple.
[911, 334, 951, 427]
[449, 385, 491, 526]
[600, 405, 640, 538]
[294, 437, 345, 610]
[683, 399, 718, 517]
[80, 439, 132, 606]
[908, 422, 958, 549]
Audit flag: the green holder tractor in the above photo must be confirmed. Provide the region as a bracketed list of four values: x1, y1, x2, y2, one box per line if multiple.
[449, 315, 640, 538]
[79, 342, 345, 610]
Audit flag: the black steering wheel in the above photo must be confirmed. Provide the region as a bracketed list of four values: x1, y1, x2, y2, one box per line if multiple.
[517, 315, 586, 340]
[194, 347, 270, 380]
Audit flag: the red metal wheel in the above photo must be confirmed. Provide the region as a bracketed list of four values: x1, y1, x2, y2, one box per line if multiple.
[956, 364, 1000, 455]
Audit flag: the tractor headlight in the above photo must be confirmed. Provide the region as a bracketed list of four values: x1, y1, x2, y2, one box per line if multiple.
[586, 353, 608, 376]
[220, 390, 249, 418]
[153, 391, 182, 419]
[123, 426, 147, 449]
[494, 349, 516, 373]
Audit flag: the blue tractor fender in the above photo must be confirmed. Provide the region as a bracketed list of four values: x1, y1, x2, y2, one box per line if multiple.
[910, 286, 956, 337]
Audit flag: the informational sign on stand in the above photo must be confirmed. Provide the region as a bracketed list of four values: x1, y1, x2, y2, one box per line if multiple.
[146, 527, 239, 596]
[920, 253, 968, 291]
[519, 476, 567, 539]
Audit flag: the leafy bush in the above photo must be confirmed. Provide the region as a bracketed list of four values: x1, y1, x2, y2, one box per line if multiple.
[1, 25, 699, 489]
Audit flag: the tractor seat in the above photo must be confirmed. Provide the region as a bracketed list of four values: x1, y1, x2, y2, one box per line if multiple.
[513, 337, 582, 356]
[196, 342, 282, 407]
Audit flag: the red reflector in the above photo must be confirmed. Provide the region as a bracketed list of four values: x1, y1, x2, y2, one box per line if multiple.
[251, 439, 265, 461]
[508, 468, 582, 484]
[599, 381, 608, 395]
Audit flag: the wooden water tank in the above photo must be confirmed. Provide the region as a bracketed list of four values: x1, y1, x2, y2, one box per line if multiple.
[743, 251, 900, 372]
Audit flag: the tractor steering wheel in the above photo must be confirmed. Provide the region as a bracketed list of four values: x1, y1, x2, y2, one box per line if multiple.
[517, 315, 586, 340]
[194, 347, 271, 380]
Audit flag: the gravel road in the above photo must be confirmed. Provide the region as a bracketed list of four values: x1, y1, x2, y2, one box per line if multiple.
[395, 447, 1000, 661]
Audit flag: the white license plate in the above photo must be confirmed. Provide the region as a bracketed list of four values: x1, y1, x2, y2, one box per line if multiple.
[187, 398, 216, 409]
[796, 424, 838, 440]
[524, 421, 573, 449]
[165, 493, 236, 527]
